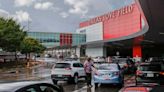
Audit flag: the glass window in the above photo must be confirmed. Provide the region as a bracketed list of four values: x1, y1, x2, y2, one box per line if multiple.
[55, 63, 71, 68]
[40, 86, 58, 92]
[98, 64, 119, 70]
[26, 88, 37, 92]
[73, 63, 79, 67]
[140, 64, 161, 71]
[79, 63, 84, 67]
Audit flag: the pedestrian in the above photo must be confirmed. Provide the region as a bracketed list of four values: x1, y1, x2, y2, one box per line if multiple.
[84, 57, 94, 87]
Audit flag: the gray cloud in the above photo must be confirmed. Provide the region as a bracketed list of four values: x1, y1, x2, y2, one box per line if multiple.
[0, 0, 135, 32]
[64, 0, 92, 16]
[34, 2, 53, 10]
[14, 0, 35, 7]
[0, 9, 9, 18]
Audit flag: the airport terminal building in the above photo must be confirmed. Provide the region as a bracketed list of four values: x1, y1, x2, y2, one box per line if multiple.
[28, 0, 164, 60]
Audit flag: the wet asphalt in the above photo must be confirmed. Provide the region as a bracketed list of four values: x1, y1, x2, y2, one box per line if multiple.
[0, 58, 136, 92]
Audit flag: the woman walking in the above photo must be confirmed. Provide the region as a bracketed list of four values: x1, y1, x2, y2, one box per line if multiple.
[84, 57, 94, 87]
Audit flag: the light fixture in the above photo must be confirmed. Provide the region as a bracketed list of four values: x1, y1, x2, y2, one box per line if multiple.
[159, 32, 164, 35]
[138, 39, 154, 43]
[142, 40, 154, 43]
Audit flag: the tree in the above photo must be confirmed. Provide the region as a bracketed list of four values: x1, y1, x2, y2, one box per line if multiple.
[21, 37, 46, 60]
[0, 17, 26, 60]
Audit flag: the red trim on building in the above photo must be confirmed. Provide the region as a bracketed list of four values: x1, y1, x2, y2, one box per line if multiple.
[133, 45, 142, 57]
[60, 33, 72, 46]
[103, 4, 141, 40]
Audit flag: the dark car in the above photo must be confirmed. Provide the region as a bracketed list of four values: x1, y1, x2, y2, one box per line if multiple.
[0, 81, 64, 92]
[136, 62, 164, 85]
[150, 86, 164, 92]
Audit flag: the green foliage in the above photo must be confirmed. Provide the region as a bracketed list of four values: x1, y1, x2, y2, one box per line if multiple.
[21, 37, 46, 54]
[0, 17, 26, 52]
[0, 17, 45, 58]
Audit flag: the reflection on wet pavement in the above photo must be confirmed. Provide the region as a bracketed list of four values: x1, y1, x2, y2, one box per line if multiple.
[0, 64, 51, 82]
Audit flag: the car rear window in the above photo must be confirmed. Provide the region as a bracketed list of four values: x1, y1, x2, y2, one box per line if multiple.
[140, 64, 161, 71]
[55, 63, 70, 68]
[98, 64, 118, 70]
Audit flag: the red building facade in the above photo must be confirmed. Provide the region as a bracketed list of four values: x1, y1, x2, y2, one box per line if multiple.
[78, 3, 145, 58]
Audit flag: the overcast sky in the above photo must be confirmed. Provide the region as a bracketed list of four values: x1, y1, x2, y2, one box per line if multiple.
[0, 0, 134, 33]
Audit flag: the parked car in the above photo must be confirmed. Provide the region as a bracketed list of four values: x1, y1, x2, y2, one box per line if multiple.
[136, 62, 164, 85]
[64, 57, 79, 61]
[150, 85, 164, 92]
[51, 61, 86, 84]
[0, 81, 64, 92]
[93, 56, 105, 62]
[45, 54, 52, 58]
[93, 63, 124, 87]
[119, 86, 153, 92]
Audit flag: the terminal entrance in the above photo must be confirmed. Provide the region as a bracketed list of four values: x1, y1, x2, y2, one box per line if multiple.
[105, 43, 164, 60]
[142, 44, 164, 59]
[106, 46, 132, 57]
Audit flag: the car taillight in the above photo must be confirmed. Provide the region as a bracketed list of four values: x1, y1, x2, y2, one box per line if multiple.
[65, 67, 72, 70]
[136, 70, 143, 76]
[113, 72, 119, 75]
[160, 72, 164, 75]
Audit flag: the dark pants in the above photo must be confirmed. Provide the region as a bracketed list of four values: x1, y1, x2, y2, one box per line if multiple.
[86, 73, 92, 86]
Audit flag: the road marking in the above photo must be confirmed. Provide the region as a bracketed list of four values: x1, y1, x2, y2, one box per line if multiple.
[73, 86, 88, 92]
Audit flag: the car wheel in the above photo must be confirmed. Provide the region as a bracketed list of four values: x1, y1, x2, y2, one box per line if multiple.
[74, 74, 78, 84]
[95, 83, 98, 88]
[52, 79, 58, 84]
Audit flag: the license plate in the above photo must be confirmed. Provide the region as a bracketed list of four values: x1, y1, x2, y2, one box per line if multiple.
[103, 75, 110, 79]
[58, 75, 62, 77]
[147, 73, 154, 77]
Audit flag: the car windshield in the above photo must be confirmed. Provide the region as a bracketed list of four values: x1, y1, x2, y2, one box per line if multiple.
[55, 63, 71, 68]
[140, 64, 161, 71]
[98, 64, 118, 70]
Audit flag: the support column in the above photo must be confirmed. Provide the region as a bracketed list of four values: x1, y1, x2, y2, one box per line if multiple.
[133, 36, 143, 62]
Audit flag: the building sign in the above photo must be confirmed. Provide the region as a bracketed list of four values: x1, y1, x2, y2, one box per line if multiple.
[80, 4, 135, 28]
[103, 3, 142, 40]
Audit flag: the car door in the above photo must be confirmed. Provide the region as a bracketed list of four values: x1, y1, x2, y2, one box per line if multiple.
[73, 63, 83, 76]
[78, 63, 86, 77]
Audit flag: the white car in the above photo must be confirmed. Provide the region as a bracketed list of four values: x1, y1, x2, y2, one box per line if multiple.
[51, 61, 86, 84]
[0, 81, 64, 92]
[93, 57, 105, 62]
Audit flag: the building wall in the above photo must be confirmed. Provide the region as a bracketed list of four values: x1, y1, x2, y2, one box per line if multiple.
[78, 3, 143, 57]
[86, 46, 104, 57]
[27, 32, 86, 48]
[27, 32, 60, 48]
[103, 4, 141, 40]
[79, 3, 142, 41]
